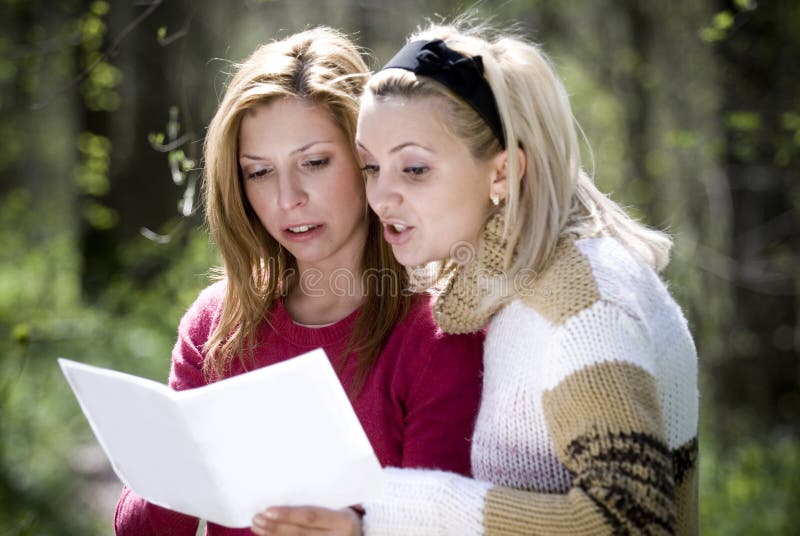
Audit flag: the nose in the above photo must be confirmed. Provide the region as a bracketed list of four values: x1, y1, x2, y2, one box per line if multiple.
[365, 173, 401, 217]
[277, 170, 308, 210]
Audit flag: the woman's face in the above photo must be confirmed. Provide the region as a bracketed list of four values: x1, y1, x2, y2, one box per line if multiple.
[239, 98, 367, 274]
[357, 94, 497, 267]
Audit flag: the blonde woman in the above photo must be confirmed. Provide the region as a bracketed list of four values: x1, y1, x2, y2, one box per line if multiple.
[255, 22, 698, 536]
[115, 27, 484, 536]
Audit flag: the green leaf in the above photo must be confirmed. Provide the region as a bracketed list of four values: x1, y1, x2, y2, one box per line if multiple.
[11, 323, 30, 345]
[713, 11, 735, 31]
[727, 111, 760, 131]
[83, 201, 119, 230]
[90, 1, 110, 16]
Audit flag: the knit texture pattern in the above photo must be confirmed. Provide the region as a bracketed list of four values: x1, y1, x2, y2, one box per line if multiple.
[434, 210, 508, 334]
[364, 233, 699, 536]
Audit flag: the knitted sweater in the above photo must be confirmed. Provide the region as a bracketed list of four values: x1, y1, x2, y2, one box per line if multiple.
[364, 233, 699, 535]
[115, 281, 484, 535]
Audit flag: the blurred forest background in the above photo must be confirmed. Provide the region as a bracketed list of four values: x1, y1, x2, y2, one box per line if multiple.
[1, 0, 798, 533]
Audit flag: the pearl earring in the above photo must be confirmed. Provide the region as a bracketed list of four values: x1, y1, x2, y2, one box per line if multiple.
[490, 193, 500, 206]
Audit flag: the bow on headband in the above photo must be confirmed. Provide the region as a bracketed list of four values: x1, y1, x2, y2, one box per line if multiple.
[414, 40, 485, 94]
[382, 39, 506, 147]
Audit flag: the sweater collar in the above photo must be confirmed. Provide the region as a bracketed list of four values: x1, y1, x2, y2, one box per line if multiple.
[266, 299, 360, 348]
[433, 210, 509, 334]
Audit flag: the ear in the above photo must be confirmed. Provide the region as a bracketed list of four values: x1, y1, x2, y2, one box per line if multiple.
[489, 147, 526, 203]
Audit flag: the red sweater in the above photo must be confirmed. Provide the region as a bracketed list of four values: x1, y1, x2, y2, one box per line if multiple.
[115, 281, 484, 535]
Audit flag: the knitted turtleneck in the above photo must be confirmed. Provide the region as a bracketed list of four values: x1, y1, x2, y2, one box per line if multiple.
[364, 222, 699, 535]
[433, 210, 508, 334]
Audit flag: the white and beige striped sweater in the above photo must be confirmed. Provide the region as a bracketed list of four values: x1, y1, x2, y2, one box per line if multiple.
[363, 221, 699, 535]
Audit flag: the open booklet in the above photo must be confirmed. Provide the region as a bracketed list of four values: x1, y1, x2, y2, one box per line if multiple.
[58, 348, 384, 528]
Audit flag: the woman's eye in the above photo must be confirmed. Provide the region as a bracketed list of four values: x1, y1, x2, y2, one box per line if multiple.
[302, 157, 330, 169]
[403, 165, 429, 177]
[361, 164, 379, 177]
[247, 168, 272, 179]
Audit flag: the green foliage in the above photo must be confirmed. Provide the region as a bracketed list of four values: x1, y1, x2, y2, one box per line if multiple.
[700, 434, 800, 535]
[75, 132, 111, 196]
[700, 11, 735, 42]
[700, 0, 756, 43]
[75, 131, 117, 230]
[777, 112, 800, 166]
[0, 189, 97, 534]
[0, 188, 217, 533]
[78, 0, 120, 112]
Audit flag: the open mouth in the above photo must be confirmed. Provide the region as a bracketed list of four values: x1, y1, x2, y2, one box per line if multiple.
[382, 222, 413, 245]
[286, 224, 320, 234]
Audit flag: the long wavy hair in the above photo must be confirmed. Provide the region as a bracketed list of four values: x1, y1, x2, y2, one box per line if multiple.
[366, 22, 672, 307]
[203, 27, 410, 388]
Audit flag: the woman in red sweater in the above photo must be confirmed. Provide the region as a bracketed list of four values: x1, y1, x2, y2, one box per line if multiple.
[114, 27, 484, 536]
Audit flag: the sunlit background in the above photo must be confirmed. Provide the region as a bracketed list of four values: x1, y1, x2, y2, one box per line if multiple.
[1, 0, 798, 534]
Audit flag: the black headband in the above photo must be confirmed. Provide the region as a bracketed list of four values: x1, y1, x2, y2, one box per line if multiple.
[381, 39, 506, 147]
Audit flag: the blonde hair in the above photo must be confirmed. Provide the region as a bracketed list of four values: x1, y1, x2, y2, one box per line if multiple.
[203, 27, 410, 386]
[366, 23, 672, 306]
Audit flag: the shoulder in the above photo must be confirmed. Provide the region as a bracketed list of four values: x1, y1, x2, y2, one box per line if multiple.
[575, 236, 659, 294]
[178, 278, 228, 338]
[385, 293, 484, 364]
[518, 237, 601, 326]
[519, 236, 663, 326]
[191, 278, 227, 309]
[401, 292, 484, 343]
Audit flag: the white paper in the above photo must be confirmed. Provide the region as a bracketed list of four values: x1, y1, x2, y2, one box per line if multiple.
[58, 348, 384, 528]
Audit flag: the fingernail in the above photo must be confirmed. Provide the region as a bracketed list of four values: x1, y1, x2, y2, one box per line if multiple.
[264, 508, 278, 520]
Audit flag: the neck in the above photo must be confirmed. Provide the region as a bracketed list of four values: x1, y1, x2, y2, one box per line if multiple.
[284, 261, 366, 326]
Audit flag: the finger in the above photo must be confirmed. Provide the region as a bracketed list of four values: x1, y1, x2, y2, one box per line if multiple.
[251, 511, 276, 535]
[251, 517, 316, 536]
[255, 506, 341, 529]
[250, 516, 269, 536]
[252, 515, 310, 536]
[265, 505, 324, 528]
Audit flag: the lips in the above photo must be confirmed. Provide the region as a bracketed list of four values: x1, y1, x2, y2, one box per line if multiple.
[281, 223, 324, 242]
[381, 220, 414, 246]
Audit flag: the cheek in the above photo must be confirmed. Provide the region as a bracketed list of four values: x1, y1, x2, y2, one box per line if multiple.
[244, 184, 276, 226]
[458, 197, 490, 237]
[332, 167, 366, 210]
[365, 179, 379, 209]
[426, 189, 486, 241]
[243, 184, 261, 211]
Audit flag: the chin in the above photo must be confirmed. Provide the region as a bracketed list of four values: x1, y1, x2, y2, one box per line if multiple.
[391, 247, 433, 268]
[389, 247, 415, 267]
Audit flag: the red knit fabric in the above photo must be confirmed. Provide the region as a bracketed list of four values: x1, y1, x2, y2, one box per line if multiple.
[115, 281, 484, 535]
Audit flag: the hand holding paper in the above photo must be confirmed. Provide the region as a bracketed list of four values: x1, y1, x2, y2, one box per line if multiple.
[58, 348, 384, 528]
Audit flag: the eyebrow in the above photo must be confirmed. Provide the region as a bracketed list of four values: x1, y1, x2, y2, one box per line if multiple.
[356, 140, 433, 154]
[240, 140, 332, 160]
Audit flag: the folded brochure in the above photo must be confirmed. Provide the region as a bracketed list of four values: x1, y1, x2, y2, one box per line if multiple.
[58, 348, 384, 528]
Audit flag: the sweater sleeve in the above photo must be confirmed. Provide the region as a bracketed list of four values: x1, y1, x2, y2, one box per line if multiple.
[364, 305, 677, 536]
[168, 281, 222, 391]
[115, 487, 200, 535]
